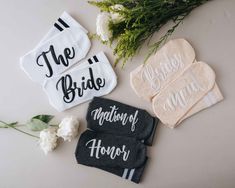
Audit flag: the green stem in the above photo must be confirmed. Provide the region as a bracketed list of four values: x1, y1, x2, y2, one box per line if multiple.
[0, 120, 39, 139]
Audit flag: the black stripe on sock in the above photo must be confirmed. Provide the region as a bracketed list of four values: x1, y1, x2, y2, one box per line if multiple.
[126, 169, 131, 179]
[54, 23, 63, 31]
[93, 55, 99, 62]
[88, 59, 93, 64]
[58, 18, 70, 28]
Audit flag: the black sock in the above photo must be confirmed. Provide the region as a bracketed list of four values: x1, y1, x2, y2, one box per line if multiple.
[75, 130, 147, 168]
[86, 97, 159, 145]
[83, 157, 148, 184]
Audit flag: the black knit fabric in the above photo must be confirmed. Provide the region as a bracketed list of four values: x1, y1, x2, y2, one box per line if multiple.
[86, 97, 159, 145]
[75, 130, 146, 168]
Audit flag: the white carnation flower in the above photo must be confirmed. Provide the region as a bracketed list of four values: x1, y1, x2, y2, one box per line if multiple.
[39, 127, 58, 155]
[110, 4, 125, 23]
[96, 12, 112, 42]
[57, 116, 79, 142]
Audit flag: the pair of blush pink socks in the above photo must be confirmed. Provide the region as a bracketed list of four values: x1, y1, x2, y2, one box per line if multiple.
[130, 39, 223, 128]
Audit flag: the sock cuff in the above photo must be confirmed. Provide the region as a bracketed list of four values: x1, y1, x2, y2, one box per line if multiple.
[60, 11, 88, 33]
[38, 12, 88, 47]
[80, 157, 148, 184]
[144, 118, 159, 146]
[131, 157, 148, 183]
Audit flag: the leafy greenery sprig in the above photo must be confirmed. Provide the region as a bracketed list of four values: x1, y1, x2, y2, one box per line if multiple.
[0, 115, 56, 138]
[89, 0, 210, 67]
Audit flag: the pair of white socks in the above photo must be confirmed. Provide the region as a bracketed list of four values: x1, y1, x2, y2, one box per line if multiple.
[130, 39, 223, 128]
[20, 12, 117, 111]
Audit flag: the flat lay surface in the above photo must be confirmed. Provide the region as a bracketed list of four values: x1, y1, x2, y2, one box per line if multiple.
[0, 0, 235, 188]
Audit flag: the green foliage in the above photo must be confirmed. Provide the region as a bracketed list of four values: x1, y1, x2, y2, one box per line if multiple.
[27, 115, 54, 131]
[32, 115, 54, 124]
[0, 114, 55, 138]
[0, 121, 17, 128]
[89, 0, 210, 67]
[26, 119, 49, 131]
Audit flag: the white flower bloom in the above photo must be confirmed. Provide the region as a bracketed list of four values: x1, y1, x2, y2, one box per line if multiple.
[96, 12, 112, 42]
[39, 127, 58, 155]
[110, 4, 125, 23]
[57, 116, 79, 142]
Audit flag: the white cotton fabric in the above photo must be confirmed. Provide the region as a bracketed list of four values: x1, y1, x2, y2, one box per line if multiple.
[43, 51, 117, 112]
[20, 12, 90, 85]
[37, 11, 88, 47]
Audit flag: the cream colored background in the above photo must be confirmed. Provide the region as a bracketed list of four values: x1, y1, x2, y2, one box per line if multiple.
[0, 0, 234, 188]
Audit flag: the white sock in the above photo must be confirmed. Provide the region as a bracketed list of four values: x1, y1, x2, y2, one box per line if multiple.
[37, 11, 88, 46]
[43, 52, 117, 112]
[20, 12, 91, 85]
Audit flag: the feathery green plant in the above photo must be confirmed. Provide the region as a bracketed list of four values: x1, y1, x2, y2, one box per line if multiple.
[89, 0, 211, 67]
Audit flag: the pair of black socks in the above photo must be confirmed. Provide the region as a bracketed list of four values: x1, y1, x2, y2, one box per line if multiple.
[75, 97, 159, 183]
